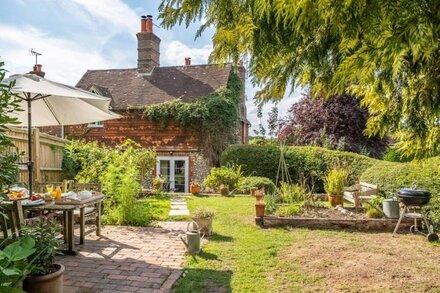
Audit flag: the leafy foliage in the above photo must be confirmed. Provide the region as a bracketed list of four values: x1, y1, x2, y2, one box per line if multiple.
[21, 217, 63, 276]
[203, 165, 243, 191]
[63, 140, 156, 226]
[237, 176, 275, 194]
[159, 0, 440, 158]
[0, 236, 36, 289]
[279, 93, 388, 158]
[221, 145, 378, 192]
[143, 70, 243, 165]
[324, 167, 348, 196]
[0, 61, 22, 189]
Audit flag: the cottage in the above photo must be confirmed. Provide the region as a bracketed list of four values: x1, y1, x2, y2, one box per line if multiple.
[48, 15, 249, 193]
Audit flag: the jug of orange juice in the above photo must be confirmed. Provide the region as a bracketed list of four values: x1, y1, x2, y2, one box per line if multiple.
[55, 186, 62, 200]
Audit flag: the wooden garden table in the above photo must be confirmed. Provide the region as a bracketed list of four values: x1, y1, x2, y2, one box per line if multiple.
[23, 193, 105, 255]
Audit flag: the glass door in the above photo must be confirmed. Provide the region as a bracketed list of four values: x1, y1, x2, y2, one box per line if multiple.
[156, 156, 189, 193]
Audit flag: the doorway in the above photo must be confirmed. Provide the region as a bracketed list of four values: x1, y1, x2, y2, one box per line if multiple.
[156, 156, 189, 193]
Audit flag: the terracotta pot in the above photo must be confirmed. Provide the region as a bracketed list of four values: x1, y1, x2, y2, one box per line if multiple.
[255, 194, 264, 203]
[220, 186, 229, 196]
[23, 263, 65, 293]
[255, 203, 266, 217]
[193, 216, 213, 236]
[328, 194, 343, 207]
[250, 187, 258, 196]
[190, 184, 201, 195]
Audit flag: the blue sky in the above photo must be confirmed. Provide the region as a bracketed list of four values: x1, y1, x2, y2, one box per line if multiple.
[0, 0, 301, 132]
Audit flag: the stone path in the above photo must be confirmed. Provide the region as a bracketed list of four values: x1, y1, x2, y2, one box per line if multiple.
[168, 196, 189, 217]
[58, 224, 186, 293]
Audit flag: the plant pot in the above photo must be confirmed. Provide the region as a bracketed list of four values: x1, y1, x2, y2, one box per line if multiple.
[23, 263, 65, 293]
[250, 187, 258, 196]
[193, 216, 213, 236]
[220, 186, 229, 196]
[190, 184, 201, 195]
[255, 194, 264, 204]
[328, 194, 343, 207]
[255, 203, 266, 217]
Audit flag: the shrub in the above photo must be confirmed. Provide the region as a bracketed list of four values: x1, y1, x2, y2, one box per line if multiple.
[277, 182, 306, 204]
[324, 167, 348, 196]
[192, 207, 216, 219]
[221, 145, 377, 192]
[277, 203, 304, 217]
[237, 176, 275, 194]
[361, 156, 440, 227]
[203, 165, 243, 191]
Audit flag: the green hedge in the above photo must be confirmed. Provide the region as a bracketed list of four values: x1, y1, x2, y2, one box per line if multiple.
[221, 145, 378, 192]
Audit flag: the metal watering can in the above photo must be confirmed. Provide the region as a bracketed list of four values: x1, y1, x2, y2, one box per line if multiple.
[178, 221, 204, 255]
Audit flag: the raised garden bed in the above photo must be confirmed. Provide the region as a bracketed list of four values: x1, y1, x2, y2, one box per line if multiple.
[260, 206, 412, 231]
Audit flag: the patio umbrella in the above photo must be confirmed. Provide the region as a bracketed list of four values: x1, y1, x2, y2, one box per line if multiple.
[3, 73, 120, 195]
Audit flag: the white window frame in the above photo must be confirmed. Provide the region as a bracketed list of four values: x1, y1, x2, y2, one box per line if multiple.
[156, 156, 189, 193]
[88, 121, 104, 128]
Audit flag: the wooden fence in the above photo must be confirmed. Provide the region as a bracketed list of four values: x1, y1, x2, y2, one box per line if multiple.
[6, 127, 67, 185]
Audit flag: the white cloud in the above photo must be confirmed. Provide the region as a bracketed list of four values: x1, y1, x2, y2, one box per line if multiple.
[162, 40, 213, 66]
[0, 25, 113, 85]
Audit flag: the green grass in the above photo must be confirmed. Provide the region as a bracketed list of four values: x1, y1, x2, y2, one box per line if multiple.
[140, 194, 171, 221]
[174, 196, 320, 292]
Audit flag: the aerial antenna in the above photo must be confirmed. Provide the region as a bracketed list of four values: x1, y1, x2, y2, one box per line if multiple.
[30, 48, 42, 65]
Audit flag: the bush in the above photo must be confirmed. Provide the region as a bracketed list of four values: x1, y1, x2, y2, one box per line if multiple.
[361, 156, 440, 227]
[237, 176, 275, 194]
[221, 145, 377, 192]
[324, 167, 348, 196]
[203, 165, 243, 191]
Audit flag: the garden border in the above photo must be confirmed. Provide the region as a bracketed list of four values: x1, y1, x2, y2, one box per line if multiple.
[259, 215, 413, 231]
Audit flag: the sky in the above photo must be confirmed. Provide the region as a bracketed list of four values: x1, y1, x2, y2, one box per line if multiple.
[0, 0, 302, 133]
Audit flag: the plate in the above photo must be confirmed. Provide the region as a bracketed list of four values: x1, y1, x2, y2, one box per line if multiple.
[21, 199, 45, 206]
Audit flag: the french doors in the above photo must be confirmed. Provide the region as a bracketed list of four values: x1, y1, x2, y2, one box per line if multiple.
[156, 156, 189, 193]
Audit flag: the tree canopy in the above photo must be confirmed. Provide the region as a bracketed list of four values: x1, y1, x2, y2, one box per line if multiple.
[158, 0, 440, 158]
[278, 93, 388, 158]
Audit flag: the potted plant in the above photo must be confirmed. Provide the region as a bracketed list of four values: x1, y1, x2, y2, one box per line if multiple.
[190, 182, 201, 195]
[192, 207, 215, 236]
[324, 167, 348, 207]
[219, 184, 229, 196]
[153, 176, 164, 193]
[0, 236, 37, 291]
[21, 216, 64, 293]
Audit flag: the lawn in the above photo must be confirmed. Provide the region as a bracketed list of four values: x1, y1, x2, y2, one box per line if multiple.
[175, 196, 440, 292]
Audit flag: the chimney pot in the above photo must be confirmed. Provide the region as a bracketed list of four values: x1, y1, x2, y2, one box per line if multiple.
[141, 15, 147, 32]
[184, 57, 191, 66]
[146, 15, 153, 33]
[30, 64, 45, 77]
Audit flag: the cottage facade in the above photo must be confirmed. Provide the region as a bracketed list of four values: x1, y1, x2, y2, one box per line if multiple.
[54, 15, 249, 192]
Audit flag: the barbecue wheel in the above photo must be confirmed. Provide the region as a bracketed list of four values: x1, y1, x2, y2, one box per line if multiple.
[427, 233, 439, 242]
[410, 225, 418, 234]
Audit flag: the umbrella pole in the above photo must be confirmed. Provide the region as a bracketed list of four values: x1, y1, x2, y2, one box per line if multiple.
[27, 96, 33, 196]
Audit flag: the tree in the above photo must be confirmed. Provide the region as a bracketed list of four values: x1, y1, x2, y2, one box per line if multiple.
[159, 0, 440, 158]
[278, 93, 388, 158]
[0, 61, 22, 188]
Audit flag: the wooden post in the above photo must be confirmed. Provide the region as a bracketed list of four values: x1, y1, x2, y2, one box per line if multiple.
[32, 128, 41, 184]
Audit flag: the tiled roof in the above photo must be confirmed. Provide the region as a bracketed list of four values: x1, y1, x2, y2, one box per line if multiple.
[76, 64, 234, 110]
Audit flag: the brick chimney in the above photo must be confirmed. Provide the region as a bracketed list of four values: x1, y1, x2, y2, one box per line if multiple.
[137, 15, 160, 73]
[29, 64, 45, 78]
[184, 57, 191, 66]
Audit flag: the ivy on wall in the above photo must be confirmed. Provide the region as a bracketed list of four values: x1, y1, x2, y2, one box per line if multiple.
[143, 68, 243, 165]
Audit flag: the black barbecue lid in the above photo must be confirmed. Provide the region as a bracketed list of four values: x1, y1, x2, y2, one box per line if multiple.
[398, 189, 431, 196]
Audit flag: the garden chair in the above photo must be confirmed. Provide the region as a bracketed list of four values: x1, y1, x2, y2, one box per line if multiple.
[344, 182, 378, 209]
[0, 200, 25, 243]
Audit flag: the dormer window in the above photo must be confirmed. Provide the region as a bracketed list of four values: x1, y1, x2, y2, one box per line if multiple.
[88, 121, 104, 128]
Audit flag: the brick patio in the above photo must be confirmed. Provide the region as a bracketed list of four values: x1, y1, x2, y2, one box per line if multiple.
[57, 223, 187, 293]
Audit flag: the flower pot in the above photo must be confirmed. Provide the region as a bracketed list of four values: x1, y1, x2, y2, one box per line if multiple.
[193, 216, 213, 236]
[23, 263, 65, 293]
[328, 194, 343, 207]
[250, 187, 258, 196]
[220, 186, 229, 196]
[255, 203, 266, 217]
[190, 184, 201, 195]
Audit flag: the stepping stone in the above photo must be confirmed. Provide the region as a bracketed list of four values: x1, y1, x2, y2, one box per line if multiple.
[171, 205, 188, 210]
[169, 209, 190, 216]
[171, 202, 187, 206]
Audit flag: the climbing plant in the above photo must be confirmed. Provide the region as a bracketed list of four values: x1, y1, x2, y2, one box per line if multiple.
[143, 69, 243, 165]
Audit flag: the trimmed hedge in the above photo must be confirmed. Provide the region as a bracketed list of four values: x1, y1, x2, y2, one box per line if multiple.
[221, 145, 378, 192]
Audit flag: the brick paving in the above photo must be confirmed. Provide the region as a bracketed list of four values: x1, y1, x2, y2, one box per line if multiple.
[57, 223, 187, 293]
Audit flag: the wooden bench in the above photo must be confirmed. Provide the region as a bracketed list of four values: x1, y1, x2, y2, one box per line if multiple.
[344, 182, 378, 209]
